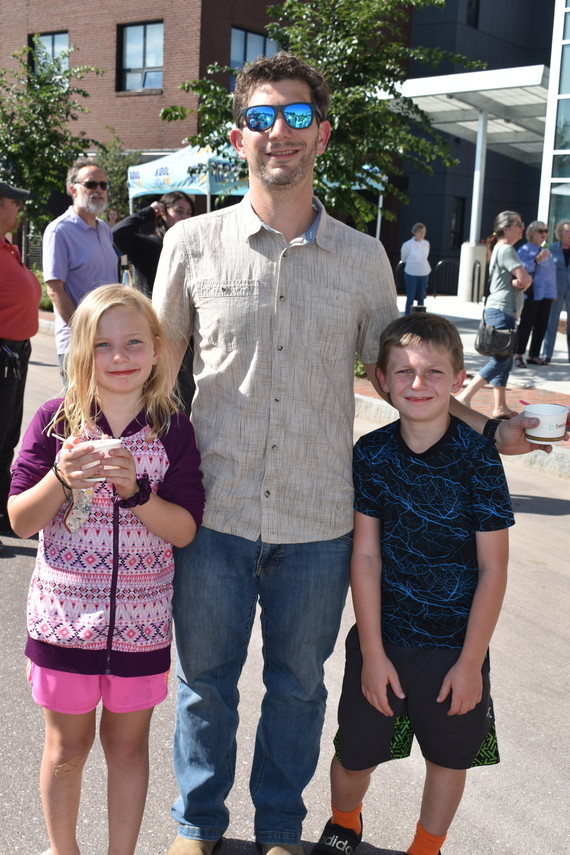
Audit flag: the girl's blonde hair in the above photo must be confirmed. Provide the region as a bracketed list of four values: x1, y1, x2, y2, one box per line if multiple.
[55, 284, 179, 439]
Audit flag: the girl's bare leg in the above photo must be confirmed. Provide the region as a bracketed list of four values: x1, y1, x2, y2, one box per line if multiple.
[492, 386, 517, 419]
[40, 708, 96, 855]
[100, 706, 154, 855]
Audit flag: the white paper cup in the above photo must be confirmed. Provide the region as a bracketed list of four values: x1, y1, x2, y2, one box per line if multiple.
[524, 404, 568, 444]
[84, 438, 122, 481]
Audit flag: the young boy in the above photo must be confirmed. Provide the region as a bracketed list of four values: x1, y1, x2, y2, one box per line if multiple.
[312, 313, 514, 855]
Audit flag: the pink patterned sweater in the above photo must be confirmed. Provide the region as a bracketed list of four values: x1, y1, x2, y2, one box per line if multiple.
[10, 399, 204, 677]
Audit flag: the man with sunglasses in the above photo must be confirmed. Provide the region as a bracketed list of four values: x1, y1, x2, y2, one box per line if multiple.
[153, 51, 399, 855]
[42, 157, 118, 373]
[153, 52, 543, 855]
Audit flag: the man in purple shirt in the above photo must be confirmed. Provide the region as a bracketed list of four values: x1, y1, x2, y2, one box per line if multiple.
[42, 157, 118, 371]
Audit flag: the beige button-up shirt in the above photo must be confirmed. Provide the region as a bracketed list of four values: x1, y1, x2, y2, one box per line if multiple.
[153, 195, 399, 543]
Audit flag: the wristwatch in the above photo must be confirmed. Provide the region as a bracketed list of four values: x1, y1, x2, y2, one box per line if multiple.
[115, 473, 152, 508]
[482, 418, 501, 444]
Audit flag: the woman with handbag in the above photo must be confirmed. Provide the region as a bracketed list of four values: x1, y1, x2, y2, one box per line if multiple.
[456, 211, 531, 418]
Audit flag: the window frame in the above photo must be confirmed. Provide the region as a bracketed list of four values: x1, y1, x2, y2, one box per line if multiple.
[116, 20, 164, 93]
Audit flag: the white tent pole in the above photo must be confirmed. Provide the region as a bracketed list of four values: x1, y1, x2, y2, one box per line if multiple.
[469, 109, 488, 244]
[375, 193, 383, 240]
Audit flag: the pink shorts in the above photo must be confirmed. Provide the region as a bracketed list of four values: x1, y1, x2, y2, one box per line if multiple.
[27, 662, 169, 714]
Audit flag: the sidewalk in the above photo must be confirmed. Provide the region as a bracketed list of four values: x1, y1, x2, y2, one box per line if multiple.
[355, 295, 570, 479]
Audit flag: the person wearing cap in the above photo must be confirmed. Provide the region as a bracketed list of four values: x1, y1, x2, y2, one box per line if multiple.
[0, 181, 42, 548]
[42, 157, 118, 375]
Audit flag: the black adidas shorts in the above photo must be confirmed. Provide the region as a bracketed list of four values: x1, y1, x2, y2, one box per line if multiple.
[334, 624, 499, 772]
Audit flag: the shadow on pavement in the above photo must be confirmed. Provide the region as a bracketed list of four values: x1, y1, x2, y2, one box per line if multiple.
[510, 493, 570, 516]
[217, 842, 406, 855]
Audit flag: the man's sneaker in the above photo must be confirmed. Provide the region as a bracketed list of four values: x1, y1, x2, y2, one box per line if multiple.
[310, 818, 362, 855]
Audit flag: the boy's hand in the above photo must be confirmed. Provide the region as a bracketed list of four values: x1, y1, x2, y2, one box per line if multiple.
[437, 660, 482, 716]
[361, 652, 405, 717]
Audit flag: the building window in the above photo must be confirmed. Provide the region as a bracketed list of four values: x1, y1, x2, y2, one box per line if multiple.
[555, 97, 570, 148]
[466, 0, 480, 28]
[30, 31, 69, 71]
[230, 28, 278, 88]
[450, 197, 465, 250]
[118, 22, 163, 91]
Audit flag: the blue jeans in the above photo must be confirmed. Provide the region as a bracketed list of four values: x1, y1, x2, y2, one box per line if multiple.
[478, 307, 515, 387]
[542, 283, 570, 360]
[404, 273, 428, 314]
[170, 526, 352, 844]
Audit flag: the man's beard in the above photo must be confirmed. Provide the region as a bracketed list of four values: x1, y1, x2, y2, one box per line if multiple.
[254, 138, 318, 190]
[84, 197, 108, 217]
[76, 186, 108, 217]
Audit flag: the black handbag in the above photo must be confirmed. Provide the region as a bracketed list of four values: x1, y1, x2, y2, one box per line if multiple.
[474, 312, 517, 358]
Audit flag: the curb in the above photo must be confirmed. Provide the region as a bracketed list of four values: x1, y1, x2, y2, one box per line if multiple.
[38, 317, 55, 335]
[354, 394, 570, 481]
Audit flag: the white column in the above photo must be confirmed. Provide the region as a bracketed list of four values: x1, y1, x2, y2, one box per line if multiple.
[469, 109, 488, 243]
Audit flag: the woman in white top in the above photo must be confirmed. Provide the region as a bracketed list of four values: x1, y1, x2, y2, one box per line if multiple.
[400, 223, 431, 314]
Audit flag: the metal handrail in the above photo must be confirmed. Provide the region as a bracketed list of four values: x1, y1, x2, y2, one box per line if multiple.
[472, 259, 482, 302]
[431, 258, 459, 299]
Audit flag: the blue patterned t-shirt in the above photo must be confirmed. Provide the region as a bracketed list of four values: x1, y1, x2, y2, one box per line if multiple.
[353, 416, 514, 649]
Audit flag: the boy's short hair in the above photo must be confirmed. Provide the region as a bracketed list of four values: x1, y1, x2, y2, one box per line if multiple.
[232, 51, 330, 125]
[377, 313, 464, 375]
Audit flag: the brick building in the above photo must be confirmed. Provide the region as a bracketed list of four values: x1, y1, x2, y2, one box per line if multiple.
[0, 0, 274, 155]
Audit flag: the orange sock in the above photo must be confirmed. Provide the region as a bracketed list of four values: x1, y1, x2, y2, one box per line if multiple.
[406, 821, 446, 855]
[331, 802, 363, 835]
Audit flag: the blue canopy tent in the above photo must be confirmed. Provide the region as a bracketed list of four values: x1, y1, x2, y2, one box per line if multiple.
[127, 144, 248, 212]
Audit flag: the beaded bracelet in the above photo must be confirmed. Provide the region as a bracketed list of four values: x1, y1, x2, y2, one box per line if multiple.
[52, 462, 72, 501]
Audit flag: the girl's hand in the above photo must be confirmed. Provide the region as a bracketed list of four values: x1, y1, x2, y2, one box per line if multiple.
[56, 437, 110, 489]
[101, 446, 138, 500]
[151, 201, 166, 221]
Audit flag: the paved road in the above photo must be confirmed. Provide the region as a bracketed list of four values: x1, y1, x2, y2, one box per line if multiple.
[0, 338, 568, 855]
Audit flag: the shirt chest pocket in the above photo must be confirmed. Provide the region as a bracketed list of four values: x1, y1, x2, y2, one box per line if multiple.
[193, 279, 259, 352]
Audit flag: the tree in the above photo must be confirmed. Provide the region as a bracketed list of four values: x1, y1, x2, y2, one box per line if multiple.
[0, 38, 103, 234]
[95, 128, 142, 218]
[161, 0, 480, 230]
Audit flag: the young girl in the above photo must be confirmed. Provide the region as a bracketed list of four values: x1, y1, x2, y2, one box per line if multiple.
[8, 284, 204, 855]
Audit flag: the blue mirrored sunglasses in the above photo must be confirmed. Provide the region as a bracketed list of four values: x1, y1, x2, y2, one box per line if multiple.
[238, 102, 318, 132]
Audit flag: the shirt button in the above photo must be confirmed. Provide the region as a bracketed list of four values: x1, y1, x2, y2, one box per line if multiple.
[271, 444, 277, 450]
[264, 490, 271, 498]
[274, 397, 280, 402]
[279, 295, 285, 301]
[277, 345, 283, 351]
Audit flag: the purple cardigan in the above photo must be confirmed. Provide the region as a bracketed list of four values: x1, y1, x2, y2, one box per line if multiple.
[10, 399, 204, 677]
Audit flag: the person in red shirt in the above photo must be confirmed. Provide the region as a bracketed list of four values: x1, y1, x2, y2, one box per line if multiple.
[0, 181, 42, 549]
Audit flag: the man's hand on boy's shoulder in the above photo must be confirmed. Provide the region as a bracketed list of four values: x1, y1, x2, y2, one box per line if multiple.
[495, 411, 568, 455]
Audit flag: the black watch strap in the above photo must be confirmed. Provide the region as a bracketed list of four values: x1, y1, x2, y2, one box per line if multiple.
[482, 418, 501, 444]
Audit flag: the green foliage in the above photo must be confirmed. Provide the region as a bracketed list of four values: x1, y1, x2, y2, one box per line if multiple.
[95, 127, 142, 218]
[0, 37, 104, 234]
[354, 355, 367, 378]
[30, 265, 54, 311]
[161, 0, 481, 230]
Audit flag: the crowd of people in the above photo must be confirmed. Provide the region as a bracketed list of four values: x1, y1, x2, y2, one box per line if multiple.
[1, 51, 567, 855]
